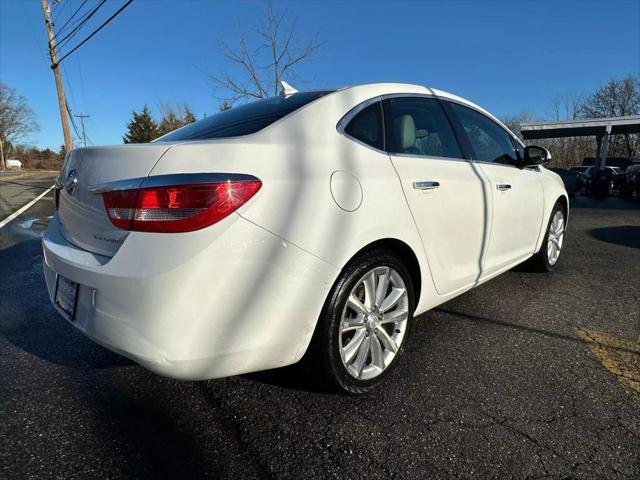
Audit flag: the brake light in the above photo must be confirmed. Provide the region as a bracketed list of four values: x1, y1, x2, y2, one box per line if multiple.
[102, 180, 261, 233]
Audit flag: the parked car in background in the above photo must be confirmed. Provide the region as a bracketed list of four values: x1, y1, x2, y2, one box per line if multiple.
[583, 165, 624, 195]
[6, 159, 23, 169]
[549, 168, 578, 198]
[621, 162, 640, 199]
[582, 157, 633, 172]
[569, 166, 591, 188]
[607, 166, 625, 190]
[42, 83, 568, 393]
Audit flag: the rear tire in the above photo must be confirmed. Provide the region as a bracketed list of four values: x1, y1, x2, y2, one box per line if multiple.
[309, 250, 415, 394]
[529, 202, 566, 272]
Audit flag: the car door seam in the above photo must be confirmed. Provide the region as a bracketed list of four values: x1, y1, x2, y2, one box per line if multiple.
[386, 155, 441, 295]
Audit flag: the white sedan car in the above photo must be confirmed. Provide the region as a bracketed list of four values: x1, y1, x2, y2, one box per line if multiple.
[43, 83, 568, 393]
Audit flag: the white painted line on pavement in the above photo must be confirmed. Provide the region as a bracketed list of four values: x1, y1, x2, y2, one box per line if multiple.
[0, 185, 55, 229]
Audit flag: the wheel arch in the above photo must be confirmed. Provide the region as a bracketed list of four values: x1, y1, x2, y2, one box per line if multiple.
[557, 194, 569, 221]
[343, 237, 423, 308]
[535, 193, 570, 254]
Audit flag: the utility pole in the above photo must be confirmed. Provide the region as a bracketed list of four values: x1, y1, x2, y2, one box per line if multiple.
[74, 113, 90, 147]
[0, 136, 5, 171]
[40, 0, 73, 153]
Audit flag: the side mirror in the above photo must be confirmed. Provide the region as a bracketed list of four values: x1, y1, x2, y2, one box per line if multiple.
[523, 145, 551, 166]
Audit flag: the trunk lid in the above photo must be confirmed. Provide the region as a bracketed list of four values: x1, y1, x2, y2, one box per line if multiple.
[57, 144, 172, 257]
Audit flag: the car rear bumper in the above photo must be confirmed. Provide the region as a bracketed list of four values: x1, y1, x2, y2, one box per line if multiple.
[42, 214, 338, 380]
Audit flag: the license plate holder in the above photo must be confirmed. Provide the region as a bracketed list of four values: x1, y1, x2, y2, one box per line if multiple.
[55, 275, 79, 321]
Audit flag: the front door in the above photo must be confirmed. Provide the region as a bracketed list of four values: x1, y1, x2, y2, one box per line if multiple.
[446, 102, 544, 276]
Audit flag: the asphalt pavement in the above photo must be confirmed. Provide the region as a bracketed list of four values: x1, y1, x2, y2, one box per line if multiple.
[1, 171, 639, 479]
[0, 171, 56, 220]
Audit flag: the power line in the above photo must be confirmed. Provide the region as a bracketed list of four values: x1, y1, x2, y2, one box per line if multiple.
[74, 113, 90, 147]
[52, 0, 107, 51]
[54, 0, 134, 67]
[51, 0, 69, 22]
[65, 101, 83, 141]
[23, 3, 49, 61]
[63, 68, 90, 144]
[54, 0, 106, 50]
[55, 0, 100, 41]
[42, 0, 74, 152]
[55, 0, 89, 37]
[61, 63, 76, 106]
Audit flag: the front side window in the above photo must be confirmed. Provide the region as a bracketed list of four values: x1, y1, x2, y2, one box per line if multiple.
[344, 101, 384, 150]
[157, 90, 334, 142]
[385, 97, 461, 158]
[449, 103, 517, 164]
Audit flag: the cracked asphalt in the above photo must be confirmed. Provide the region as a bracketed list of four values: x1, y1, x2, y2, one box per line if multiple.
[1, 171, 639, 479]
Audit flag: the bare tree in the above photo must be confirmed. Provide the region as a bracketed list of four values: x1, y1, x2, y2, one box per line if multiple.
[502, 110, 595, 168]
[502, 75, 640, 168]
[580, 74, 640, 118]
[0, 83, 39, 170]
[541, 92, 593, 167]
[547, 91, 583, 121]
[501, 110, 539, 140]
[579, 74, 640, 157]
[210, 0, 320, 105]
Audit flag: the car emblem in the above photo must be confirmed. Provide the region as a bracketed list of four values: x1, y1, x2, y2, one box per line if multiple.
[65, 169, 78, 195]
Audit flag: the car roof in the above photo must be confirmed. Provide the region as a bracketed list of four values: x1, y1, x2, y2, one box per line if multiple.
[337, 83, 491, 117]
[335, 83, 516, 140]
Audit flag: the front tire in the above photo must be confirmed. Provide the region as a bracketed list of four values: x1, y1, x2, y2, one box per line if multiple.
[530, 202, 566, 272]
[310, 250, 415, 394]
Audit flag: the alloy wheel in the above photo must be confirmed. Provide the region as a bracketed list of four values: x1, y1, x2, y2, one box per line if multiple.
[338, 266, 409, 380]
[547, 210, 565, 265]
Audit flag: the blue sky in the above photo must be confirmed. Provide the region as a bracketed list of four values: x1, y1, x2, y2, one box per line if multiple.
[1, 0, 639, 150]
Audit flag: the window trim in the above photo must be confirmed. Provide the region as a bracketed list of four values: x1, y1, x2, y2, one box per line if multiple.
[381, 93, 468, 162]
[337, 93, 529, 170]
[440, 99, 522, 169]
[336, 96, 387, 153]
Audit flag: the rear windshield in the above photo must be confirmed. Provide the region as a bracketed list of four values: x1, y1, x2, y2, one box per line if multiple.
[157, 90, 334, 142]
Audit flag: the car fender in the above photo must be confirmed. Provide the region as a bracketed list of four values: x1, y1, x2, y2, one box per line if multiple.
[535, 167, 570, 253]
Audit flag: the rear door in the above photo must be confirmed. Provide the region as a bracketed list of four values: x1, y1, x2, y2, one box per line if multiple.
[383, 96, 487, 295]
[445, 102, 544, 275]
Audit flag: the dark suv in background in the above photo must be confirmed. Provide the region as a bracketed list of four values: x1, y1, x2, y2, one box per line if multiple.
[621, 162, 640, 199]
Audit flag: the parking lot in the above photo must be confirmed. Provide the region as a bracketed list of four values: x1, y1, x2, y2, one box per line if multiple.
[1, 171, 639, 479]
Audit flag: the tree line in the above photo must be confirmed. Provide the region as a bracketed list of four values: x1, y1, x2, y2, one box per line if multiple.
[2, 0, 637, 170]
[7, 144, 66, 170]
[122, 104, 197, 144]
[502, 74, 639, 168]
[2, 72, 639, 169]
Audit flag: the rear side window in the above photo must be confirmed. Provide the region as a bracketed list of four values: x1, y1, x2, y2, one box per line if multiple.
[344, 102, 384, 150]
[449, 103, 517, 164]
[157, 91, 334, 142]
[384, 97, 461, 158]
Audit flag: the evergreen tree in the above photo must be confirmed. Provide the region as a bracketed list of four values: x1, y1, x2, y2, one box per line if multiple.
[182, 105, 196, 124]
[123, 106, 159, 143]
[158, 111, 181, 136]
[158, 104, 197, 136]
[57, 144, 67, 162]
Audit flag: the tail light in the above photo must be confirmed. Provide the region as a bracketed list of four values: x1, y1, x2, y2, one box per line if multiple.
[102, 178, 261, 233]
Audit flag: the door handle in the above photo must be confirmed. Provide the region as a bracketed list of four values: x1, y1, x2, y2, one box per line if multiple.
[496, 184, 511, 191]
[413, 181, 440, 190]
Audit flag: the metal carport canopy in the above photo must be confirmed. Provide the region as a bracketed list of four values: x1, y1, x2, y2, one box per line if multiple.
[520, 115, 640, 140]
